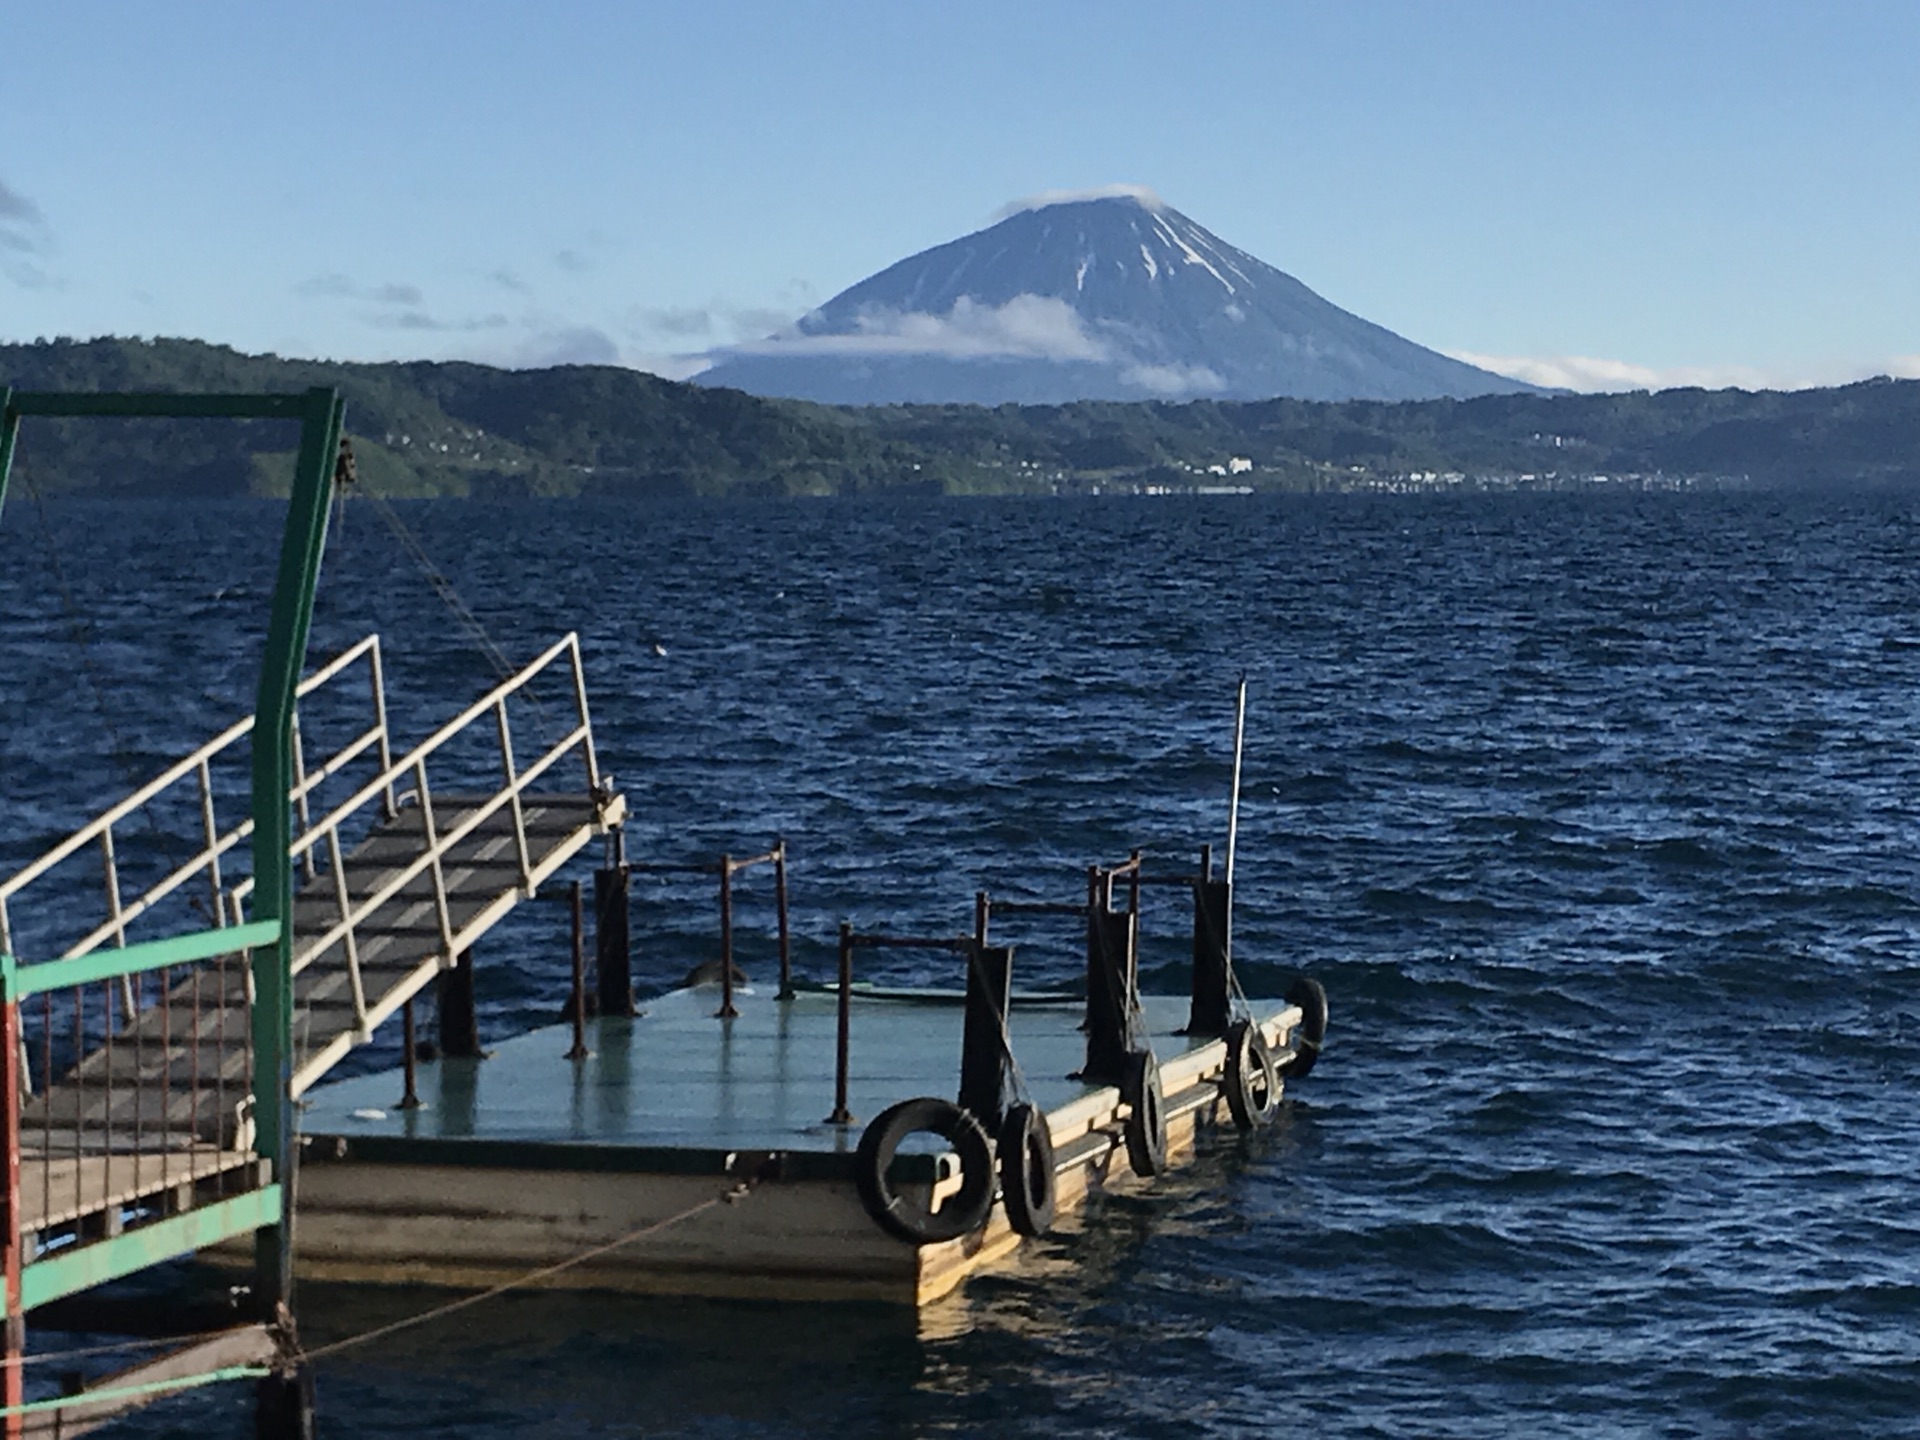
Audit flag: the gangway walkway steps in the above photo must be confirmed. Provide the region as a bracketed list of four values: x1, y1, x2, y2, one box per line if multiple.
[2, 630, 625, 1260]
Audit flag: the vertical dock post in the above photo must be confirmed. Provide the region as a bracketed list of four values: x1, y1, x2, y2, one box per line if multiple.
[595, 830, 634, 1018]
[774, 838, 793, 1000]
[959, 936, 1014, 1133]
[439, 951, 483, 1059]
[716, 856, 739, 1019]
[567, 880, 590, 1060]
[1187, 842, 1233, 1037]
[1082, 866, 1139, 1084]
[827, 922, 854, 1125]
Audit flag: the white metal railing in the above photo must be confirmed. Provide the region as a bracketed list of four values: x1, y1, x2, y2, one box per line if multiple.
[3, 632, 605, 1080]
[0, 636, 390, 969]
[258, 633, 601, 1047]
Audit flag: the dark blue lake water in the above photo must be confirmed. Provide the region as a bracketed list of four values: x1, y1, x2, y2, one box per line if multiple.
[3, 490, 1919, 1437]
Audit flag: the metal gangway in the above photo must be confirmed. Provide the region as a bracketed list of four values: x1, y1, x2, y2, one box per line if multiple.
[0, 630, 625, 1261]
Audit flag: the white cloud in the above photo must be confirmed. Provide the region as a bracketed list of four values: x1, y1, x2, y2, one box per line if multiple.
[1119, 362, 1226, 397]
[991, 185, 1164, 223]
[1453, 350, 1920, 393]
[725, 294, 1113, 363]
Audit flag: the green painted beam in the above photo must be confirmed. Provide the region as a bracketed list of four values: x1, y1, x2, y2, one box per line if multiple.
[14, 1186, 283, 1314]
[8, 392, 314, 421]
[249, 387, 342, 1307]
[1, 921, 280, 1001]
[0, 1365, 269, 1421]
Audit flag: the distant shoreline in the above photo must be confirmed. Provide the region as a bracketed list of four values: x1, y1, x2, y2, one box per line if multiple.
[5, 337, 1915, 499]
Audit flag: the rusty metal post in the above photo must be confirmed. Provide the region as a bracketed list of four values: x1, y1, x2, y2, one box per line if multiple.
[1187, 848, 1233, 1038]
[3, 991, 24, 1439]
[827, 922, 854, 1125]
[594, 838, 635, 1018]
[774, 838, 794, 1000]
[1083, 865, 1137, 1084]
[398, 996, 421, 1110]
[716, 855, 739, 1019]
[959, 941, 1014, 1133]
[567, 879, 590, 1060]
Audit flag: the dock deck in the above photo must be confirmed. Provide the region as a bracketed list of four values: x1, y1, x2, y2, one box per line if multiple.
[293, 985, 1305, 1306]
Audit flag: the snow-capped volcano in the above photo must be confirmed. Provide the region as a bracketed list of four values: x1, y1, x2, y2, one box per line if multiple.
[695, 190, 1531, 406]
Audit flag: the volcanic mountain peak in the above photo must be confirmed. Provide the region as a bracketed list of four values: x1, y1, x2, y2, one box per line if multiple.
[696, 190, 1532, 407]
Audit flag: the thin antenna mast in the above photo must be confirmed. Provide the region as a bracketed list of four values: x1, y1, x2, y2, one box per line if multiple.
[1225, 675, 1248, 886]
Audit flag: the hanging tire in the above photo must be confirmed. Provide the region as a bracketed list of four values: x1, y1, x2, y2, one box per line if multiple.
[855, 1097, 996, 1244]
[1281, 976, 1328, 1078]
[1121, 1050, 1167, 1178]
[1223, 1018, 1281, 1130]
[998, 1102, 1058, 1237]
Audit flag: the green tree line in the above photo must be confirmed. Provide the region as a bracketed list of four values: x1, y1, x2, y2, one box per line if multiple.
[5, 337, 1916, 497]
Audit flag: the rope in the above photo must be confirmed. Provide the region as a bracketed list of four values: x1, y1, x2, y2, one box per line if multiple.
[351, 475, 559, 747]
[361, 488, 518, 688]
[299, 1181, 751, 1363]
[963, 942, 1034, 1107]
[15, 1326, 261, 1369]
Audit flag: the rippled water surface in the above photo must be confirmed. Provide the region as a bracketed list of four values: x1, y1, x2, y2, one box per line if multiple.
[3, 490, 1919, 1437]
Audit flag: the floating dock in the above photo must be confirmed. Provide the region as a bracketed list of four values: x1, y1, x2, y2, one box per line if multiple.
[294, 984, 1310, 1306]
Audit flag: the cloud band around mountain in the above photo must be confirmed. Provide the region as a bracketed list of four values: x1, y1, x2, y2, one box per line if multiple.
[1454, 350, 1920, 393]
[727, 295, 1112, 363]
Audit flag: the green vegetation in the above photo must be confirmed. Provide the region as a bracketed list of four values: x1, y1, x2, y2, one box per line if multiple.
[5, 337, 1917, 498]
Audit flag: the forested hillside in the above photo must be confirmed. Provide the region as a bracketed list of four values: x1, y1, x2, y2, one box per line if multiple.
[5, 338, 1916, 497]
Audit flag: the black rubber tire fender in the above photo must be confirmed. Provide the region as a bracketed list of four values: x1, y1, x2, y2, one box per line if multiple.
[1223, 1017, 1281, 1130]
[1281, 976, 1328, 1079]
[998, 1102, 1058, 1237]
[1121, 1049, 1167, 1178]
[854, 1097, 996, 1244]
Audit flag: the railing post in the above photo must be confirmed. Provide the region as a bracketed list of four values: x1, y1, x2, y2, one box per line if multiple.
[100, 829, 125, 947]
[567, 635, 602, 792]
[329, 826, 370, 1041]
[827, 923, 854, 1125]
[370, 637, 398, 819]
[291, 710, 316, 883]
[415, 759, 455, 958]
[495, 696, 533, 895]
[715, 856, 739, 1019]
[774, 838, 793, 1000]
[198, 757, 225, 923]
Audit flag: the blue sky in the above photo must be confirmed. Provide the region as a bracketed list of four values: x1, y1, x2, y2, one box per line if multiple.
[2, 1, 1915, 392]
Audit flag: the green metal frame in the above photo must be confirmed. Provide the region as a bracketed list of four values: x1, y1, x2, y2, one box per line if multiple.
[0, 387, 342, 1314]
